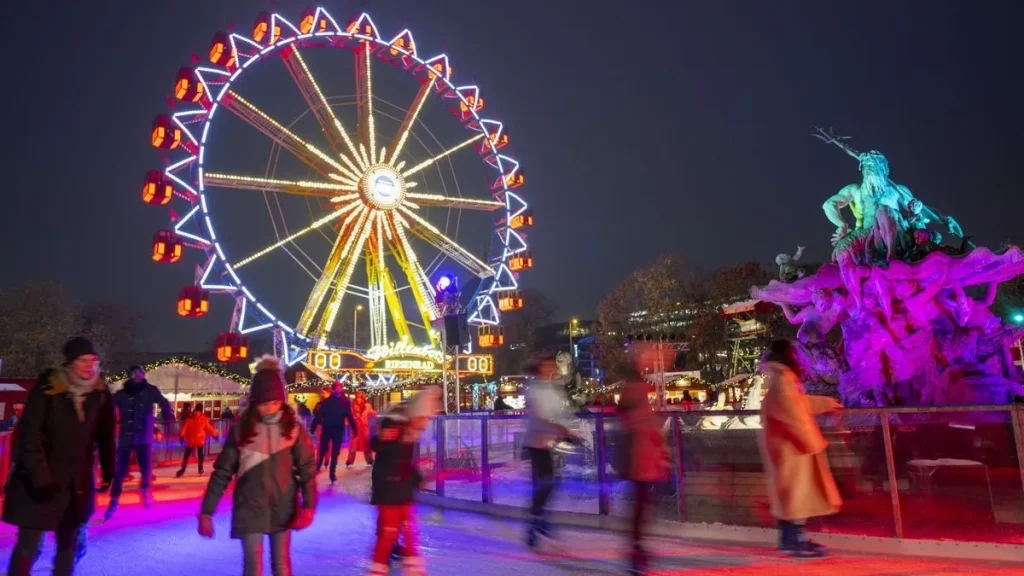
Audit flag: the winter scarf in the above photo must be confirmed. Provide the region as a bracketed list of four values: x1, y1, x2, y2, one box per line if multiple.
[64, 369, 99, 422]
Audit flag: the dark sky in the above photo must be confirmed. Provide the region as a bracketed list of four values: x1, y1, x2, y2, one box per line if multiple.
[2, 0, 1022, 352]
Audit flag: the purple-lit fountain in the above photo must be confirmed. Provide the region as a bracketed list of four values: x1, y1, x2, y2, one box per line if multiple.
[752, 129, 1024, 406]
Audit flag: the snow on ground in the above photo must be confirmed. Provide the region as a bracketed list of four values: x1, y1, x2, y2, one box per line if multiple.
[0, 459, 1019, 575]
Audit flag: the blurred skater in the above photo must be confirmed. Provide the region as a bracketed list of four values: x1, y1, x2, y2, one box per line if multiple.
[758, 340, 843, 557]
[367, 386, 440, 576]
[522, 352, 578, 548]
[346, 391, 376, 468]
[616, 372, 670, 574]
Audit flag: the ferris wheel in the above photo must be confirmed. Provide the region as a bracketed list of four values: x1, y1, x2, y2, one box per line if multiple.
[145, 6, 533, 366]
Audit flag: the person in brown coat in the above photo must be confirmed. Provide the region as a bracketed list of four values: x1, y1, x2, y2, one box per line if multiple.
[757, 340, 843, 557]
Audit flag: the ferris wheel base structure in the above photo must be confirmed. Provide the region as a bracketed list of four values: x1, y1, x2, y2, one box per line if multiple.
[143, 6, 534, 380]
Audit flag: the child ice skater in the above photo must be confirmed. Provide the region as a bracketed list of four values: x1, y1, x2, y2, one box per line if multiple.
[368, 386, 440, 576]
[197, 356, 318, 576]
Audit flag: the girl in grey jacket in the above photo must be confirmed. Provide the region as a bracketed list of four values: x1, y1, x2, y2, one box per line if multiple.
[197, 356, 318, 576]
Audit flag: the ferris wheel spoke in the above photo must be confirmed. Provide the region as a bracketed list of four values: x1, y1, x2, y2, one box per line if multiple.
[223, 91, 351, 179]
[395, 207, 495, 279]
[315, 210, 376, 345]
[204, 172, 356, 198]
[281, 46, 365, 169]
[296, 206, 369, 337]
[385, 76, 436, 165]
[404, 192, 503, 211]
[365, 217, 389, 347]
[233, 202, 360, 270]
[355, 44, 377, 164]
[385, 214, 441, 338]
[401, 133, 486, 179]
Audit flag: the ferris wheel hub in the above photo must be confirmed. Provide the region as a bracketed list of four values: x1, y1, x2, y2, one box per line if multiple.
[358, 164, 406, 210]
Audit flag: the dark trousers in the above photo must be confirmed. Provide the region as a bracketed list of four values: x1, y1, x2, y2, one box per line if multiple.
[528, 447, 555, 519]
[7, 503, 81, 576]
[180, 446, 205, 471]
[242, 532, 292, 576]
[317, 428, 344, 475]
[631, 481, 652, 554]
[111, 442, 153, 499]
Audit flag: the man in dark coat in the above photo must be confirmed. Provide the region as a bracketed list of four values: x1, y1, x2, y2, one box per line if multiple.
[3, 337, 115, 576]
[105, 365, 174, 519]
[310, 382, 357, 483]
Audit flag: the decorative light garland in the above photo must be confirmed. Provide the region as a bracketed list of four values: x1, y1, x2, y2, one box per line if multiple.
[104, 356, 250, 386]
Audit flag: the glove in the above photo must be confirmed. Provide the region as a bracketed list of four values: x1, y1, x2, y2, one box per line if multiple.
[197, 514, 215, 538]
[290, 507, 315, 531]
[97, 481, 112, 493]
[34, 484, 60, 502]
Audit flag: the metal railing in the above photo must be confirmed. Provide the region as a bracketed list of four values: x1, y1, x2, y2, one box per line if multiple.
[416, 406, 1024, 545]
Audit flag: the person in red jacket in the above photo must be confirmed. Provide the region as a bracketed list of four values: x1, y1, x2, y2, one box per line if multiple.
[177, 405, 219, 476]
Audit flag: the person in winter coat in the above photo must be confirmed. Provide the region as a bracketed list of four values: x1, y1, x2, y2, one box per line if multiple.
[309, 381, 357, 483]
[3, 337, 115, 576]
[368, 386, 439, 576]
[757, 339, 843, 557]
[346, 391, 376, 467]
[521, 352, 578, 548]
[616, 375, 670, 574]
[177, 404, 219, 477]
[198, 356, 318, 576]
[106, 365, 174, 518]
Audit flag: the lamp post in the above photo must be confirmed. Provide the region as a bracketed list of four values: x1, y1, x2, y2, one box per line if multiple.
[353, 304, 363, 349]
[569, 317, 579, 361]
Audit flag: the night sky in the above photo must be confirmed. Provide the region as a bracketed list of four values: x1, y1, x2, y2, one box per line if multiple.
[2, 0, 1022, 352]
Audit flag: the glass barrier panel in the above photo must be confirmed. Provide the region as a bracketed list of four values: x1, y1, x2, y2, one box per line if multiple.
[808, 411, 895, 537]
[486, 416, 531, 509]
[676, 410, 773, 528]
[442, 418, 483, 501]
[886, 409, 1024, 544]
[417, 418, 437, 494]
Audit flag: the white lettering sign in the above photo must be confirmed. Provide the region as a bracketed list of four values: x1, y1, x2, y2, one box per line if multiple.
[365, 341, 445, 364]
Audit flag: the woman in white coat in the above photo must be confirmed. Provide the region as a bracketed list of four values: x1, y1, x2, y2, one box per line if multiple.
[758, 340, 843, 557]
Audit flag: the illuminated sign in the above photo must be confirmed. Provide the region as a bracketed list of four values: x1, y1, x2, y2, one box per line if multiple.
[309, 348, 493, 376]
[365, 342, 445, 363]
[384, 359, 437, 371]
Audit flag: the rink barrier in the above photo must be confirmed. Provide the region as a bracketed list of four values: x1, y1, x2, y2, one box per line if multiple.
[414, 406, 1024, 562]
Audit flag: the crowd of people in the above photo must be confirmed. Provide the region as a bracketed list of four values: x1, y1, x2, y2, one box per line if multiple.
[1, 335, 842, 575]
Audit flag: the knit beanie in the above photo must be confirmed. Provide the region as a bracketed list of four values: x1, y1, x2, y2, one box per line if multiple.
[249, 356, 287, 405]
[63, 337, 97, 365]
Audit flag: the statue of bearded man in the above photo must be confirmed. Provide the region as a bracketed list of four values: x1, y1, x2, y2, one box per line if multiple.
[822, 151, 963, 264]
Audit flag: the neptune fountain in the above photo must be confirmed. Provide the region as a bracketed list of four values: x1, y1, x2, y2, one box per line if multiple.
[753, 128, 1024, 406]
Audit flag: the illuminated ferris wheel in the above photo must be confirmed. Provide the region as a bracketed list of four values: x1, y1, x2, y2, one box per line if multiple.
[144, 6, 533, 365]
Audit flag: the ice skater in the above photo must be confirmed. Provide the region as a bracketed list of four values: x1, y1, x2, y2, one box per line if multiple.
[198, 356, 318, 576]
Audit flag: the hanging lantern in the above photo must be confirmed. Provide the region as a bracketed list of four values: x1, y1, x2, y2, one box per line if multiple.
[215, 332, 249, 362]
[152, 230, 183, 263]
[173, 67, 205, 102]
[142, 171, 174, 205]
[504, 170, 525, 189]
[478, 326, 504, 348]
[150, 115, 181, 150]
[209, 31, 236, 68]
[177, 286, 210, 317]
[498, 290, 524, 312]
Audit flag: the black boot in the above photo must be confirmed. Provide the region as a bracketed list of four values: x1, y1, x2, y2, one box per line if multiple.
[175, 468, 185, 478]
[789, 523, 825, 558]
[777, 520, 797, 551]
